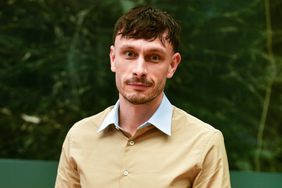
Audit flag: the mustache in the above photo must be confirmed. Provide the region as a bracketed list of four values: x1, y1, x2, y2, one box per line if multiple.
[125, 77, 153, 86]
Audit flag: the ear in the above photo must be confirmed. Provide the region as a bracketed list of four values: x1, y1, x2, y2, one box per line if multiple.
[167, 52, 181, 78]
[109, 45, 116, 72]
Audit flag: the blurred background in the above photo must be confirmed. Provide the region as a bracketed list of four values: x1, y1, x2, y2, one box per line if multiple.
[0, 0, 281, 173]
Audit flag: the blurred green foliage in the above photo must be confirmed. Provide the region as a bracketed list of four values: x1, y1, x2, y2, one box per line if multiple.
[0, 0, 281, 172]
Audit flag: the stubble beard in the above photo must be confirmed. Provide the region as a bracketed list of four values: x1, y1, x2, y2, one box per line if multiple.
[118, 77, 166, 105]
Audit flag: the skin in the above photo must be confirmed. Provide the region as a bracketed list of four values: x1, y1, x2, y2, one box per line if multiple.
[110, 34, 181, 136]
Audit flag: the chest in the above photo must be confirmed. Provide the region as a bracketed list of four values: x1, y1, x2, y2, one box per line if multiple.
[72, 129, 202, 188]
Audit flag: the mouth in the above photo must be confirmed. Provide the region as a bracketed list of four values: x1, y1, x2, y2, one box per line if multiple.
[125, 78, 153, 90]
[128, 82, 150, 86]
[127, 82, 151, 91]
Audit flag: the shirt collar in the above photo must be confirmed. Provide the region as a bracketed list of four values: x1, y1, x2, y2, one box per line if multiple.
[97, 94, 173, 136]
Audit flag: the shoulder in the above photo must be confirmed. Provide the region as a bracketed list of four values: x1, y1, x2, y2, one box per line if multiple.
[68, 106, 113, 136]
[172, 106, 221, 137]
[171, 106, 226, 160]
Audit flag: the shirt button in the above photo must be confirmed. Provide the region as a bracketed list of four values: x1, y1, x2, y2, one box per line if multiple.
[129, 140, 135, 146]
[123, 170, 129, 176]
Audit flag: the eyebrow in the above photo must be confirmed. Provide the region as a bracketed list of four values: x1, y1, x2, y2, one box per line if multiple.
[119, 45, 166, 54]
[119, 45, 135, 50]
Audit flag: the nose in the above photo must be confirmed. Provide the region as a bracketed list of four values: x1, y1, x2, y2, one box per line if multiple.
[133, 56, 147, 77]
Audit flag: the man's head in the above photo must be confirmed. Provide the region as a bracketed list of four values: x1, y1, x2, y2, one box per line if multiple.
[110, 6, 181, 105]
[112, 6, 181, 53]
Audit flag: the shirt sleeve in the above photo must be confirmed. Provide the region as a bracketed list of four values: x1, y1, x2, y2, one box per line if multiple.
[55, 131, 81, 188]
[193, 131, 231, 188]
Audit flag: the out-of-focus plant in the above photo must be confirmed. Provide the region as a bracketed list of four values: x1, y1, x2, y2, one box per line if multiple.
[0, 0, 281, 172]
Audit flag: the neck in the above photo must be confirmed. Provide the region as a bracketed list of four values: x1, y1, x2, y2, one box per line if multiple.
[118, 93, 163, 136]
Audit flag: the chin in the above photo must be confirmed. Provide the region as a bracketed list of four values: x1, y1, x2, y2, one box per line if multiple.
[124, 93, 157, 105]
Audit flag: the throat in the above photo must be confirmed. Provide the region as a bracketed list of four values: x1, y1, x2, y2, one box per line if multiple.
[119, 109, 149, 136]
[118, 92, 163, 136]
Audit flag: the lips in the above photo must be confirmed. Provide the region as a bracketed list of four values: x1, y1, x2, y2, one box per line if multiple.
[125, 77, 153, 87]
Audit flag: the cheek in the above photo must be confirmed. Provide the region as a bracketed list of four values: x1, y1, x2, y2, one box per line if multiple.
[114, 59, 129, 73]
[114, 74, 122, 92]
[115, 70, 127, 88]
[153, 66, 170, 78]
[150, 70, 168, 85]
[115, 71, 122, 83]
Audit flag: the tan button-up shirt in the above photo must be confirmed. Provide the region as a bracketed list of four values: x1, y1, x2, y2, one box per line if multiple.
[55, 105, 230, 187]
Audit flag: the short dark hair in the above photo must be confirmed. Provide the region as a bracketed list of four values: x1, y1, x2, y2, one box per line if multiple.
[113, 6, 181, 52]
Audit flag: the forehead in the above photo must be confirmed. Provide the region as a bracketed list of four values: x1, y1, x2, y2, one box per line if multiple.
[113, 35, 174, 53]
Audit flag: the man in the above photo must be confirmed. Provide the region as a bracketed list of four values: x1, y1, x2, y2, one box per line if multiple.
[55, 6, 231, 188]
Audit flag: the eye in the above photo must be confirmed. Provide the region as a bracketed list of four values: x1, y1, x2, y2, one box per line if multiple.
[148, 54, 161, 62]
[124, 50, 137, 59]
